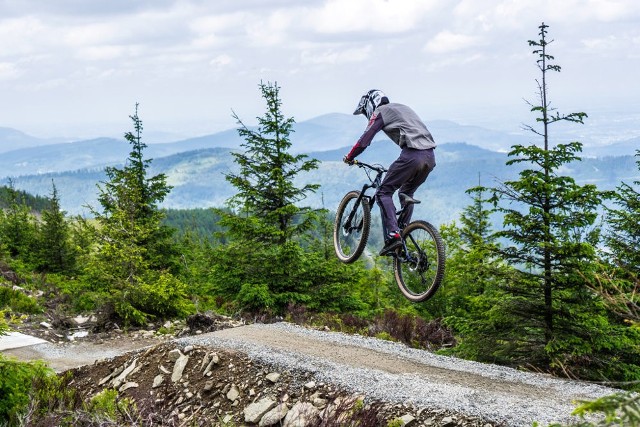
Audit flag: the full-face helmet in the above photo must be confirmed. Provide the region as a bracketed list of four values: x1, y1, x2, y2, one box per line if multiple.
[353, 89, 389, 119]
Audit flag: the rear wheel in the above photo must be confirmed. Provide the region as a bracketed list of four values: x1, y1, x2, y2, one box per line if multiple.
[333, 191, 371, 263]
[394, 220, 445, 302]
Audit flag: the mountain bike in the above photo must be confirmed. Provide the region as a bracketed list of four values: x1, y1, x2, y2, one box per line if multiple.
[333, 161, 445, 302]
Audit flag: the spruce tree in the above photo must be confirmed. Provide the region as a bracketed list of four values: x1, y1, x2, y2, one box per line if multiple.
[477, 23, 627, 377]
[604, 149, 640, 277]
[0, 181, 37, 261]
[440, 185, 515, 360]
[223, 81, 320, 245]
[210, 82, 360, 314]
[37, 180, 74, 273]
[594, 150, 640, 331]
[87, 104, 189, 325]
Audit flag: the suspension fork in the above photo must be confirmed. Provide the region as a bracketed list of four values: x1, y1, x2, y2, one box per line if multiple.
[344, 185, 373, 231]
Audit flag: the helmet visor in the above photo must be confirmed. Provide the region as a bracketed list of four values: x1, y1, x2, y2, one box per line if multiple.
[353, 95, 367, 115]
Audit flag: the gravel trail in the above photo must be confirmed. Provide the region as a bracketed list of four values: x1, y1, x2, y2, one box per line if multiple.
[180, 322, 618, 426]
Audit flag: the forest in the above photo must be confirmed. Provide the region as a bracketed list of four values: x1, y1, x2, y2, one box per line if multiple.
[1, 24, 639, 426]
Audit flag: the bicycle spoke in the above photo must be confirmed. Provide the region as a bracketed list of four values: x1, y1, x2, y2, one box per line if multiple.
[394, 221, 445, 302]
[333, 191, 371, 263]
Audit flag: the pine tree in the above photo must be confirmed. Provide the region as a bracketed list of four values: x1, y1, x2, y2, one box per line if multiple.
[440, 184, 515, 361]
[86, 104, 189, 325]
[0, 181, 37, 261]
[223, 81, 320, 245]
[604, 149, 640, 277]
[37, 180, 74, 273]
[209, 82, 361, 314]
[478, 23, 626, 376]
[590, 149, 640, 340]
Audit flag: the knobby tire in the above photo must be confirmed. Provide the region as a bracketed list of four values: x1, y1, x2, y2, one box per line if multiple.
[333, 191, 371, 263]
[393, 220, 445, 302]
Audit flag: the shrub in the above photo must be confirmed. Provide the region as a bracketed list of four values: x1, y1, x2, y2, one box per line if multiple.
[0, 355, 59, 424]
[0, 285, 42, 314]
[88, 388, 138, 421]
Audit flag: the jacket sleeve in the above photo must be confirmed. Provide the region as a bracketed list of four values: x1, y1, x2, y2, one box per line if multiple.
[345, 112, 384, 161]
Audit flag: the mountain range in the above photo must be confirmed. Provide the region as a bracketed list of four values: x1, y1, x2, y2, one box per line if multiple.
[1, 114, 638, 227]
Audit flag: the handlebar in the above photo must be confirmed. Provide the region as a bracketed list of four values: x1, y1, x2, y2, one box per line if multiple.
[351, 159, 387, 174]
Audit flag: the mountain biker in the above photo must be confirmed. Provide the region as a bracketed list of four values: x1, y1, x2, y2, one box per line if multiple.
[344, 89, 437, 256]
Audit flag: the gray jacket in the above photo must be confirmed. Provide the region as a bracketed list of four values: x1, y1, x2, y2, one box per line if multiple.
[377, 103, 436, 150]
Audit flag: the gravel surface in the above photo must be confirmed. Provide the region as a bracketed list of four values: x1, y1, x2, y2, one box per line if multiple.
[179, 322, 619, 426]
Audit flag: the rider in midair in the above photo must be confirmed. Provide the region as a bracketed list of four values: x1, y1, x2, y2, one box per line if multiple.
[344, 89, 437, 255]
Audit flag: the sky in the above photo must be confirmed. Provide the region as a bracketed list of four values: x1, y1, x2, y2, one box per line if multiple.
[1, 0, 639, 141]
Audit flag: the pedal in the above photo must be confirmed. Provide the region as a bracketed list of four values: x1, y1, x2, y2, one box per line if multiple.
[399, 193, 421, 205]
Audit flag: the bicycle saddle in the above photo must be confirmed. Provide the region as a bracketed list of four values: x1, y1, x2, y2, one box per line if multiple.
[399, 193, 421, 205]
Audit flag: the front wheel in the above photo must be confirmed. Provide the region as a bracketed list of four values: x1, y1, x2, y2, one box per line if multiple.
[394, 220, 445, 302]
[333, 191, 371, 263]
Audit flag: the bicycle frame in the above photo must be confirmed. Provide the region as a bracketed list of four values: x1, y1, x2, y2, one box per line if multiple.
[349, 161, 416, 225]
[341, 162, 384, 234]
[347, 161, 417, 258]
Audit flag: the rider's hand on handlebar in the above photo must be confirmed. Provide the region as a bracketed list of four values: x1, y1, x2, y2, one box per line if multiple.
[343, 156, 356, 166]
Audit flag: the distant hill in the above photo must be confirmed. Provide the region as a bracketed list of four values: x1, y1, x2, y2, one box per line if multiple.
[0, 185, 51, 212]
[581, 136, 640, 158]
[4, 113, 638, 227]
[0, 138, 129, 177]
[0, 127, 68, 154]
[0, 114, 535, 179]
[2, 113, 637, 173]
[8, 142, 639, 228]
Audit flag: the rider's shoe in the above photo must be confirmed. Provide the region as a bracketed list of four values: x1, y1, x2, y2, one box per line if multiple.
[379, 232, 402, 256]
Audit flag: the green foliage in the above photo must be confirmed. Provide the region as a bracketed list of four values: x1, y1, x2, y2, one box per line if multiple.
[238, 282, 274, 311]
[163, 207, 227, 244]
[0, 285, 41, 314]
[436, 23, 640, 384]
[131, 272, 193, 318]
[87, 388, 138, 421]
[36, 181, 76, 274]
[0, 184, 50, 212]
[0, 183, 39, 262]
[387, 419, 405, 427]
[207, 239, 367, 315]
[84, 104, 188, 325]
[605, 161, 640, 273]
[587, 263, 639, 328]
[0, 354, 59, 425]
[572, 393, 640, 426]
[223, 81, 320, 245]
[437, 187, 515, 361]
[472, 22, 607, 372]
[541, 393, 640, 427]
[0, 309, 8, 336]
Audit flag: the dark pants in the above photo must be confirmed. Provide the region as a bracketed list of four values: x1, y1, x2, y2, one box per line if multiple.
[376, 148, 436, 239]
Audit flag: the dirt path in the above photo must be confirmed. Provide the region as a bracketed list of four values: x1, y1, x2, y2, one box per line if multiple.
[203, 325, 563, 401]
[181, 323, 618, 425]
[2, 335, 163, 372]
[3, 323, 617, 425]
[196, 324, 609, 402]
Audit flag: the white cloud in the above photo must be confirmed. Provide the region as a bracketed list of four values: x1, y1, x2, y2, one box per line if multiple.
[0, 0, 638, 138]
[0, 17, 47, 56]
[310, 0, 440, 34]
[190, 12, 247, 36]
[424, 31, 479, 54]
[78, 45, 128, 61]
[0, 62, 20, 80]
[582, 35, 621, 50]
[300, 45, 372, 65]
[210, 54, 233, 69]
[422, 53, 484, 72]
[559, 0, 640, 22]
[63, 22, 125, 47]
[245, 9, 296, 46]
